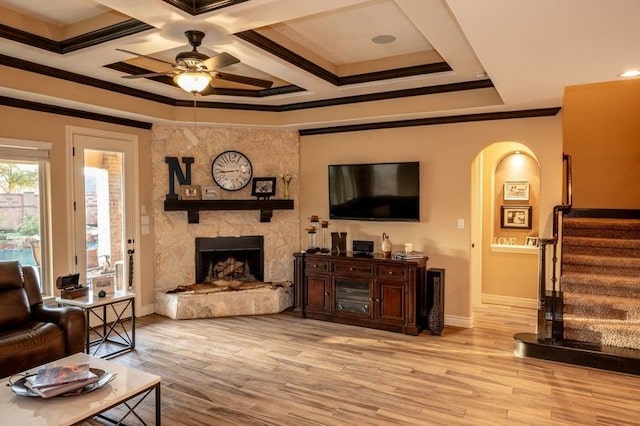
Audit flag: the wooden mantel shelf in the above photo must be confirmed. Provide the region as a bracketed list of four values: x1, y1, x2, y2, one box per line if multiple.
[164, 199, 294, 223]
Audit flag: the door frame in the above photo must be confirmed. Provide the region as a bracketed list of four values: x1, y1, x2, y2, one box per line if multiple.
[65, 126, 141, 310]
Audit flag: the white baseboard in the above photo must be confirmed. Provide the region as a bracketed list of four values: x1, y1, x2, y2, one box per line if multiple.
[481, 294, 537, 309]
[445, 314, 472, 328]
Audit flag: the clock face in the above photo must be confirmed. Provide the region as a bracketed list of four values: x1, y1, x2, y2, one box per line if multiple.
[211, 150, 253, 191]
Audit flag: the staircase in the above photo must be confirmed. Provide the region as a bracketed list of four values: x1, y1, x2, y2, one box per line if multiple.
[515, 209, 640, 375]
[561, 215, 640, 350]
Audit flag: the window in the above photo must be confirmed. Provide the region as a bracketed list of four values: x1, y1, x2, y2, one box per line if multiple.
[0, 139, 52, 294]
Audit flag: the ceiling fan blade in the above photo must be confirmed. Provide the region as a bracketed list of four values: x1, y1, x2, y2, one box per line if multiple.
[123, 72, 173, 79]
[201, 52, 240, 71]
[215, 72, 273, 89]
[116, 48, 176, 66]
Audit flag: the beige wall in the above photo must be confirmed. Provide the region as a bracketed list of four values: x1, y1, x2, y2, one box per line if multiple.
[0, 105, 155, 309]
[300, 115, 563, 323]
[564, 79, 640, 208]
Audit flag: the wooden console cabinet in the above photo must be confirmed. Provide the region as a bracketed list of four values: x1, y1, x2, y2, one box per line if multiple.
[293, 252, 440, 335]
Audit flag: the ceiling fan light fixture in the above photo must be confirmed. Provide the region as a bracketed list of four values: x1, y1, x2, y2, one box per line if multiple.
[174, 72, 212, 93]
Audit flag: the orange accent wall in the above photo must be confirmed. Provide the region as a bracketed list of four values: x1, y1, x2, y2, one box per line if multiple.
[563, 79, 640, 208]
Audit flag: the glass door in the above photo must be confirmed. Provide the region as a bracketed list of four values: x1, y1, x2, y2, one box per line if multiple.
[71, 131, 136, 294]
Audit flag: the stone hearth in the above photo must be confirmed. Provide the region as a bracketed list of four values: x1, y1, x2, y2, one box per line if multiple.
[155, 285, 292, 320]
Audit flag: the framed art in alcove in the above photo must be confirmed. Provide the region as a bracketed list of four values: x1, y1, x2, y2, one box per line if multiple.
[501, 205, 532, 229]
[504, 181, 530, 201]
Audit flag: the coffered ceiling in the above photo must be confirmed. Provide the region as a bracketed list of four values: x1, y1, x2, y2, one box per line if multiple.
[1, 0, 639, 128]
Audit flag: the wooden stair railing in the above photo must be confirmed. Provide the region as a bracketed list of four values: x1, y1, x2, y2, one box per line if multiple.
[537, 154, 572, 341]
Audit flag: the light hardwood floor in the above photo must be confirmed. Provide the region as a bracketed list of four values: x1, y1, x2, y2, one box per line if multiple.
[99, 305, 640, 425]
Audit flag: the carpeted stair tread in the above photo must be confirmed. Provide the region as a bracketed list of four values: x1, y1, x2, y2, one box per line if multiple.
[562, 236, 640, 257]
[563, 316, 640, 350]
[563, 217, 640, 231]
[561, 272, 640, 297]
[562, 293, 640, 320]
[563, 217, 640, 239]
[562, 254, 640, 276]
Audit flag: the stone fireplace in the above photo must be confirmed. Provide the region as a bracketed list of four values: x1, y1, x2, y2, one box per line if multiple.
[151, 123, 300, 319]
[156, 235, 293, 319]
[196, 236, 264, 283]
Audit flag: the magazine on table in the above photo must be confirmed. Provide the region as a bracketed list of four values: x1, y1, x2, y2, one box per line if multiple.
[26, 362, 97, 388]
[25, 375, 99, 398]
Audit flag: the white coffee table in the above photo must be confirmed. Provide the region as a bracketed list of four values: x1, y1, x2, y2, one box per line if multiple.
[57, 290, 135, 358]
[1, 352, 161, 425]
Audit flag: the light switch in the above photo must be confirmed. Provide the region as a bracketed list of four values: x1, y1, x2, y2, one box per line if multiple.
[457, 219, 465, 229]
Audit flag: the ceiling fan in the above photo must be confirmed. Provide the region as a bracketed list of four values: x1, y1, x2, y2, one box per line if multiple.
[117, 30, 274, 93]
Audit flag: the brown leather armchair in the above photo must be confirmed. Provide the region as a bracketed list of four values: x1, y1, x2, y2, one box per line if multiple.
[0, 261, 85, 378]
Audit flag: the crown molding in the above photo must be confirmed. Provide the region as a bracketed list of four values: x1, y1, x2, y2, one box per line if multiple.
[0, 20, 153, 54]
[298, 108, 562, 136]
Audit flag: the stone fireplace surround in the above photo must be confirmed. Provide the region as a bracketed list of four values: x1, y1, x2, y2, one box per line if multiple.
[151, 124, 300, 319]
[155, 235, 292, 319]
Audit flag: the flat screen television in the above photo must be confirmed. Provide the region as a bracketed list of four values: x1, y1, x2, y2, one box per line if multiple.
[328, 162, 420, 221]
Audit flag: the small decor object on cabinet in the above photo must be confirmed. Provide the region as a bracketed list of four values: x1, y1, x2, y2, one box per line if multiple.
[93, 276, 114, 295]
[331, 232, 347, 254]
[211, 150, 253, 191]
[201, 185, 220, 200]
[306, 226, 319, 253]
[504, 181, 530, 201]
[180, 184, 202, 200]
[381, 232, 392, 258]
[501, 205, 532, 229]
[320, 220, 330, 253]
[251, 177, 276, 199]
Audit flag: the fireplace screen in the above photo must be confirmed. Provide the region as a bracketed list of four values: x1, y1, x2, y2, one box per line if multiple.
[195, 236, 264, 283]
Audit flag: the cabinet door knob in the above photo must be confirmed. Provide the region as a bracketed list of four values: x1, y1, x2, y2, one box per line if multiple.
[325, 292, 330, 296]
[349, 267, 354, 271]
[388, 271, 394, 275]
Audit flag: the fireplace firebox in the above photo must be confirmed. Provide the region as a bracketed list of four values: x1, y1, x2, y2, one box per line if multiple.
[195, 236, 264, 284]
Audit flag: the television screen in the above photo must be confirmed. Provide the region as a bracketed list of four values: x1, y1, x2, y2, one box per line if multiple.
[328, 162, 420, 221]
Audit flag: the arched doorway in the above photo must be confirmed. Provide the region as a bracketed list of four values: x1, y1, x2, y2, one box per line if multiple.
[470, 142, 540, 312]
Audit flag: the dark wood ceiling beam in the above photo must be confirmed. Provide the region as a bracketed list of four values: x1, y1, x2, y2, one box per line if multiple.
[234, 30, 453, 87]
[280, 80, 494, 111]
[0, 20, 152, 54]
[0, 23, 60, 52]
[0, 54, 175, 105]
[0, 95, 152, 129]
[161, 0, 249, 15]
[234, 30, 338, 85]
[298, 108, 562, 136]
[61, 20, 154, 53]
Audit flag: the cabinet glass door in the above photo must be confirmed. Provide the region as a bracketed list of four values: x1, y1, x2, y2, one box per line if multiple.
[334, 278, 371, 316]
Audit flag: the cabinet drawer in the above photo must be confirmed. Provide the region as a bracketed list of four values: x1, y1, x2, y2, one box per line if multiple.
[333, 261, 373, 276]
[376, 265, 407, 279]
[305, 259, 329, 273]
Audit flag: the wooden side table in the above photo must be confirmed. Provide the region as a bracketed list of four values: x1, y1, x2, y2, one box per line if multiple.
[57, 291, 135, 358]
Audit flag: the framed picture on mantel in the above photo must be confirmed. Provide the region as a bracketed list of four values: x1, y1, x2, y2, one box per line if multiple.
[251, 177, 276, 199]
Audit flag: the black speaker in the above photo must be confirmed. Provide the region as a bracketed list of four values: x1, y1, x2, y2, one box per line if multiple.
[353, 240, 374, 255]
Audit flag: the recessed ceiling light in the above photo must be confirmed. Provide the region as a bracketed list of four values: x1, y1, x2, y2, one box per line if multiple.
[371, 34, 396, 44]
[619, 69, 640, 78]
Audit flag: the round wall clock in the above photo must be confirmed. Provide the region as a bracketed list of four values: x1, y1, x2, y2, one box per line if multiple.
[211, 150, 253, 191]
